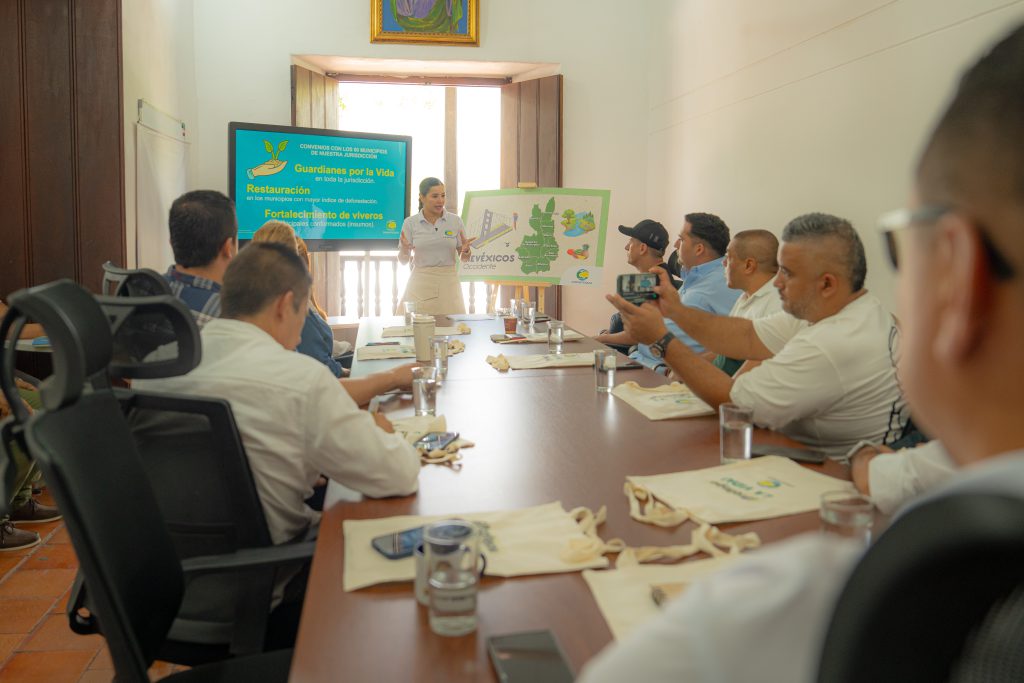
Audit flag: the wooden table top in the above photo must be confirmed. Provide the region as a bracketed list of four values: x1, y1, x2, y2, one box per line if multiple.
[350, 315, 629, 382]
[290, 318, 851, 682]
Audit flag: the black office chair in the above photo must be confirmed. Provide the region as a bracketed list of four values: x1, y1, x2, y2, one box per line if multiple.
[3, 280, 306, 682]
[101, 261, 172, 298]
[63, 295, 313, 663]
[817, 492, 1024, 682]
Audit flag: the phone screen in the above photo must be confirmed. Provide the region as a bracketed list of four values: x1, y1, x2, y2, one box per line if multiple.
[617, 273, 658, 303]
[488, 630, 574, 683]
[370, 526, 424, 559]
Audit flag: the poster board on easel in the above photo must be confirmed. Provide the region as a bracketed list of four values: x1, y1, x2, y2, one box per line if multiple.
[459, 188, 610, 286]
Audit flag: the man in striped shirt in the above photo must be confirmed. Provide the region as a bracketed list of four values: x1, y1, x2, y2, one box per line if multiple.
[163, 190, 238, 328]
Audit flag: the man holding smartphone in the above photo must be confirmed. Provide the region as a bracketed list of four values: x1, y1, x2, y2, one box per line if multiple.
[608, 212, 906, 456]
[583, 23, 1024, 682]
[597, 215, 739, 371]
[595, 219, 682, 354]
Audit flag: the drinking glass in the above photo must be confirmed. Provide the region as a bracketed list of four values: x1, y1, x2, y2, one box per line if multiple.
[719, 403, 753, 464]
[519, 298, 530, 325]
[425, 520, 484, 636]
[594, 349, 616, 393]
[431, 335, 449, 378]
[412, 377, 438, 416]
[820, 491, 875, 546]
[526, 304, 537, 331]
[403, 301, 417, 327]
[547, 320, 565, 354]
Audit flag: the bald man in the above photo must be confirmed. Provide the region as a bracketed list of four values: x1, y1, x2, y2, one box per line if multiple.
[711, 229, 784, 375]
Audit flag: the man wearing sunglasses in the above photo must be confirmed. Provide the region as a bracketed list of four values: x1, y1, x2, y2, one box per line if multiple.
[582, 22, 1024, 683]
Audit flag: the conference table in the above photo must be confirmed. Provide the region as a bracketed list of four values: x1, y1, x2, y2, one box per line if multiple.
[289, 315, 852, 682]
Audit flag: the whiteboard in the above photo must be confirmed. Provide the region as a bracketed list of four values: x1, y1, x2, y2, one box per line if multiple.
[135, 123, 188, 271]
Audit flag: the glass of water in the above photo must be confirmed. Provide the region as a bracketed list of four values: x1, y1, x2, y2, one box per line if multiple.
[431, 335, 449, 378]
[526, 304, 537, 331]
[719, 403, 753, 465]
[594, 349, 616, 393]
[820, 491, 875, 546]
[425, 520, 484, 637]
[412, 376, 438, 416]
[403, 301, 417, 327]
[547, 320, 565, 354]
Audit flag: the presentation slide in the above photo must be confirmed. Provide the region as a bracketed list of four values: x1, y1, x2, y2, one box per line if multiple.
[229, 122, 410, 249]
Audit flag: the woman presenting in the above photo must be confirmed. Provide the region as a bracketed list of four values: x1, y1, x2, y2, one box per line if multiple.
[398, 177, 474, 314]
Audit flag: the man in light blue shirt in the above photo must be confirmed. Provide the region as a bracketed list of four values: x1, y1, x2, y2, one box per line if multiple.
[631, 213, 740, 371]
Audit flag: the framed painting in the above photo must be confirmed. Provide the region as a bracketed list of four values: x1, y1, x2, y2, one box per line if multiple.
[371, 0, 479, 46]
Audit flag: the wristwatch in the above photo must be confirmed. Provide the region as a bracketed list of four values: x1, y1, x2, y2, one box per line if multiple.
[649, 332, 675, 359]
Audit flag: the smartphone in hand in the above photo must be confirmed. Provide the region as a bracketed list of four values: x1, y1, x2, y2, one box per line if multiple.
[616, 273, 659, 306]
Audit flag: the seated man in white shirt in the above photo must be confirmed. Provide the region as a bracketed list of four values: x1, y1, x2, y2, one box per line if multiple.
[850, 440, 955, 514]
[138, 242, 421, 547]
[709, 229, 784, 376]
[581, 23, 1024, 682]
[610, 213, 906, 455]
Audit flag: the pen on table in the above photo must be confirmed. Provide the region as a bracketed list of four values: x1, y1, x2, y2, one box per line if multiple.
[366, 341, 400, 346]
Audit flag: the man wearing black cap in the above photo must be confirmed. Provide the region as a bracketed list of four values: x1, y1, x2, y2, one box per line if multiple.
[595, 220, 682, 351]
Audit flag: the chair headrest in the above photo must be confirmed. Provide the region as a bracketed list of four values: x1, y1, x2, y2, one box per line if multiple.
[102, 262, 172, 298]
[1, 280, 111, 414]
[98, 295, 201, 379]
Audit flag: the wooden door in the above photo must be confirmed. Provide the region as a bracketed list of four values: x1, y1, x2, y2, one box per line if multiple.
[500, 75, 563, 318]
[0, 0, 125, 297]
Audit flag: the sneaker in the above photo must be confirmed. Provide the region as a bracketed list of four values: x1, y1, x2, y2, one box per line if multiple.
[0, 521, 40, 551]
[9, 498, 62, 524]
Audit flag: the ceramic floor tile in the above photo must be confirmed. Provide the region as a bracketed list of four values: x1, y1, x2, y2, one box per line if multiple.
[52, 587, 72, 614]
[0, 569, 76, 599]
[87, 647, 111, 670]
[46, 527, 71, 545]
[19, 614, 103, 652]
[0, 650, 93, 683]
[76, 670, 112, 683]
[22, 544, 78, 571]
[0, 598, 53, 634]
[0, 558, 23, 582]
[0, 634, 21, 664]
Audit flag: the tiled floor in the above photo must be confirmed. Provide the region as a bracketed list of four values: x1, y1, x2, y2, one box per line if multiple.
[0, 491, 183, 682]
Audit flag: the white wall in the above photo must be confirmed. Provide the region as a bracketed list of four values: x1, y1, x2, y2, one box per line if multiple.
[122, 0, 198, 268]
[190, 0, 653, 332]
[645, 0, 1024, 313]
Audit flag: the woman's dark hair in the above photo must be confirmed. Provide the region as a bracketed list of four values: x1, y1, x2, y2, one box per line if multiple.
[417, 177, 444, 211]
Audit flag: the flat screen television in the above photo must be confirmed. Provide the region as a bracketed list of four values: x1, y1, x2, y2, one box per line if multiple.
[228, 121, 411, 251]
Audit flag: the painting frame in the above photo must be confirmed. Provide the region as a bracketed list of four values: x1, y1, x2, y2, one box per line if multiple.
[371, 0, 479, 46]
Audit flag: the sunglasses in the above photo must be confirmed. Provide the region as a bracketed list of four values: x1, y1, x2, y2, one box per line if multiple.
[877, 205, 1015, 280]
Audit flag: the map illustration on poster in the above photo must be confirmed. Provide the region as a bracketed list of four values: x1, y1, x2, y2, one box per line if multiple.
[459, 188, 611, 286]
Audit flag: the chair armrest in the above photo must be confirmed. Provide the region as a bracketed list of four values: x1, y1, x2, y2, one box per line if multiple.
[181, 541, 316, 577]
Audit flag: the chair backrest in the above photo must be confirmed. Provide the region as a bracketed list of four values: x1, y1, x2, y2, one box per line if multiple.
[98, 295, 200, 380]
[102, 262, 171, 298]
[120, 390, 275, 641]
[817, 492, 1024, 682]
[10, 281, 184, 682]
[98, 296, 278, 653]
